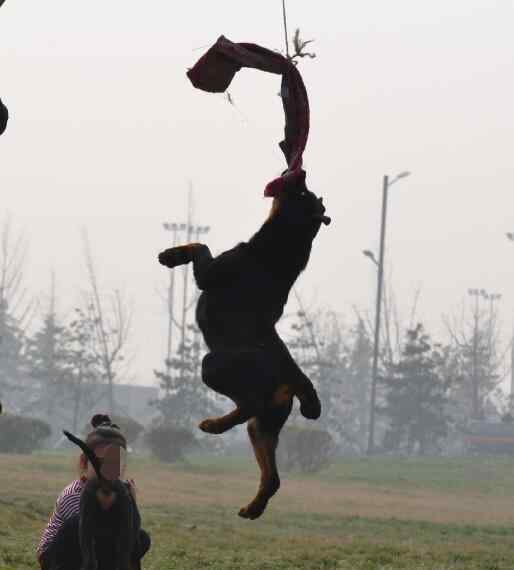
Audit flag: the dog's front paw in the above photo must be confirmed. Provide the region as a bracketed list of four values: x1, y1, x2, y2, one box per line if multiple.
[198, 418, 227, 435]
[158, 246, 192, 268]
[299, 397, 321, 420]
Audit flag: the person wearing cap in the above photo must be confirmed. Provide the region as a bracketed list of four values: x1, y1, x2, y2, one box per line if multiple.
[37, 414, 151, 569]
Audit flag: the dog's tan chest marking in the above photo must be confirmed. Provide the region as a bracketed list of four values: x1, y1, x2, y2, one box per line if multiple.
[267, 197, 282, 221]
[272, 384, 294, 406]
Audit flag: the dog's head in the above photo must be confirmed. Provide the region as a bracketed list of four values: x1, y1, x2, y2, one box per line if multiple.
[267, 170, 331, 234]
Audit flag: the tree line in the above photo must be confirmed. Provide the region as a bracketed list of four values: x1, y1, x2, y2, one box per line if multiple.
[285, 287, 510, 456]
[1, 213, 511, 457]
[0, 217, 131, 441]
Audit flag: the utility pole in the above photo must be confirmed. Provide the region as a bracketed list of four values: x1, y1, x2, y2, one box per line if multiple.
[162, 185, 210, 384]
[162, 223, 180, 378]
[180, 189, 194, 382]
[367, 175, 388, 456]
[366, 171, 411, 455]
[192, 225, 204, 382]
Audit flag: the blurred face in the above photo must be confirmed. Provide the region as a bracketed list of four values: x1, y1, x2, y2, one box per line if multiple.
[80, 444, 128, 511]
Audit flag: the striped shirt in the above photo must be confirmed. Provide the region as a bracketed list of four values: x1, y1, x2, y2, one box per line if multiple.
[37, 479, 85, 557]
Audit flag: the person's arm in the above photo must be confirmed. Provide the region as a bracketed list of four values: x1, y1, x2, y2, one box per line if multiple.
[37, 486, 81, 562]
[37, 501, 66, 562]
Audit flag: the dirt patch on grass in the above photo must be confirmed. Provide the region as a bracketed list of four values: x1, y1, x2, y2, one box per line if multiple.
[2, 453, 513, 526]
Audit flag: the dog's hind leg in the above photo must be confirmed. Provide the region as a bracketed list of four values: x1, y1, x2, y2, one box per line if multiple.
[199, 350, 272, 435]
[238, 401, 292, 520]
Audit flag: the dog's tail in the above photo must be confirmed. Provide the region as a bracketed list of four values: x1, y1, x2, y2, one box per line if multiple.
[63, 430, 103, 479]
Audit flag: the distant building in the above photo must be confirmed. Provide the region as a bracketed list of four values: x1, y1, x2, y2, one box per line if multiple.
[464, 419, 514, 454]
[102, 383, 159, 427]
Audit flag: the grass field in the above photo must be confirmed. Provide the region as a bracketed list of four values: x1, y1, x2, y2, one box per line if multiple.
[1, 452, 514, 569]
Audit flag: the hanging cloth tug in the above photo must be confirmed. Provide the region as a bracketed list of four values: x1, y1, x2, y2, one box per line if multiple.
[186, 35, 310, 198]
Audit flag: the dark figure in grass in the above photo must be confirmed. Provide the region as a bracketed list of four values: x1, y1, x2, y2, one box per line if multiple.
[158, 169, 330, 519]
[38, 415, 150, 570]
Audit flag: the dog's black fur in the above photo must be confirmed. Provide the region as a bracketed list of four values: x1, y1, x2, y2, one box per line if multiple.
[158, 170, 330, 519]
[0, 97, 8, 136]
[45, 431, 141, 570]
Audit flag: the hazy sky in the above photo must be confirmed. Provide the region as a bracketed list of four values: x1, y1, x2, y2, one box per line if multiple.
[1, 1, 514, 386]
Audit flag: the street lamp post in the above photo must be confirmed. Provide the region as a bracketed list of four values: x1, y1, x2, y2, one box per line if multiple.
[366, 171, 411, 456]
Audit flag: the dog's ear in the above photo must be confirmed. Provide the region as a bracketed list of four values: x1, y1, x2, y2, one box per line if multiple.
[63, 430, 103, 479]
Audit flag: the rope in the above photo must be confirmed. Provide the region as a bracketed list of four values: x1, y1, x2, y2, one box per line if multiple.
[281, 0, 290, 60]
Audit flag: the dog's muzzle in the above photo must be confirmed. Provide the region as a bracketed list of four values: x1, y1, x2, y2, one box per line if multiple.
[313, 214, 331, 225]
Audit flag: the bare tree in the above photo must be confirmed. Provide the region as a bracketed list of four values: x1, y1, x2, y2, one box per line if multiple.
[444, 290, 506, 421]
[67, 304, 103, 432]
[356, 279, 422, 371]
[24, 272, 64, 417]
[0, 214, 34, 328]
[0, 215, 34, 409]
[23, 298, 102, 441]
[285, 292, 369, 453]
[81, 229, 132, 415]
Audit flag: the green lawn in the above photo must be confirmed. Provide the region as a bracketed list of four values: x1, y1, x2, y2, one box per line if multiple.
[1, 452, 514, 569]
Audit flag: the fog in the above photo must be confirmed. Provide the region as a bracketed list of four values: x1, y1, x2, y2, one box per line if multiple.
[1, 0, 514, 389]
[5, 5, 514, 570]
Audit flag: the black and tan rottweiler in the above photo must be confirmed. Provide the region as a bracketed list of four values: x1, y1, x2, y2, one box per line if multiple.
[158, 169, 330, 519]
